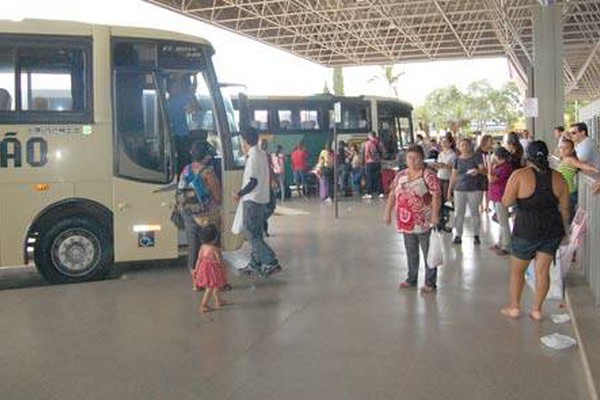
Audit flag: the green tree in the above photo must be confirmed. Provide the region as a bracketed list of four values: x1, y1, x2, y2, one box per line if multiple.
[368, 64, 405, 98]
[423, 85, 470, 133]
[565, 100, 588, 127]
[417, 80, 523, 134]
[414, 105, 432, 134]
[465, 80, 494, 131]
[333, 67, 344, 95]
[490, 82, 522, 129]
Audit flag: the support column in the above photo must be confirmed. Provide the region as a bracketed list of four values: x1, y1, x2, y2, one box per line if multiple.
[530, 4, 564, 145]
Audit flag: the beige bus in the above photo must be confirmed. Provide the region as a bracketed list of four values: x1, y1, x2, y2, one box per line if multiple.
[0, 19, 244, 283]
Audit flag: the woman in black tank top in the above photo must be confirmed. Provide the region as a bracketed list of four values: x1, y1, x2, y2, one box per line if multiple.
[499, 141, 570, 321]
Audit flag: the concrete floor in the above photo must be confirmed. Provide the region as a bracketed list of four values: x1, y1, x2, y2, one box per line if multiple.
[0, 199, 593, 400]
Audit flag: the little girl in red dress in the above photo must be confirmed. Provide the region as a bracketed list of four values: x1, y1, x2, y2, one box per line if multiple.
[193, 225, 228, 313]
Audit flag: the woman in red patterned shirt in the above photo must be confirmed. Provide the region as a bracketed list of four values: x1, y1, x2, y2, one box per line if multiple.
[384, 145, 442, 292]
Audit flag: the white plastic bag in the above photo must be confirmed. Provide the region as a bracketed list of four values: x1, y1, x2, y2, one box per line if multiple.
[524, 256, 564, 301]
[427, 230, 443, 267]
[540, 333, 577, 350]
[550, 314, 572, 324]
[231, 202, 244, 235]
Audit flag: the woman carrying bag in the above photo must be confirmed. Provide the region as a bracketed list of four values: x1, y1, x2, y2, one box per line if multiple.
[384, 145, 442, 293]
[177, 141, 222, 285]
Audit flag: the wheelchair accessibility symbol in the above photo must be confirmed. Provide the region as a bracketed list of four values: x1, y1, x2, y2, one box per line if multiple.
[138, 231, 155, 248]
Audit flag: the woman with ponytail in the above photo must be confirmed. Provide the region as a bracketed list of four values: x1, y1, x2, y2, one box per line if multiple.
[500, 140, 570, 321]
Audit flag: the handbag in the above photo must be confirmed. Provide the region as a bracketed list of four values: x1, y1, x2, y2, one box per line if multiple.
[170, 207, 185, 230]
[176, 187, 207, 214]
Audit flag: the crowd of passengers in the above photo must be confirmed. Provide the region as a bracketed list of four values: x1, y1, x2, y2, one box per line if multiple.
[166, 72, 600, 319]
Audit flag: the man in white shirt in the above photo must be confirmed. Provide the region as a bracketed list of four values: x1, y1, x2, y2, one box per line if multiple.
[570, 122, 600, 169]
[234, 127, 281, 276]
[519, 129, 532, 152]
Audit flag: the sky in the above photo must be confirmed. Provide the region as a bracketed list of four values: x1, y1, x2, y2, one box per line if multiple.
[2, 0, 513, 106]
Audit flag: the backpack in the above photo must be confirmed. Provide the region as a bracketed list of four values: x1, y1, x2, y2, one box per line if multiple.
[177, 165, 212, 214]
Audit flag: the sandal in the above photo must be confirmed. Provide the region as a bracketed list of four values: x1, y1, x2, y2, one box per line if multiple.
[398, 281, 416, 289]
[500, 307, 521, 319]
[530, 310, 543, 321]
[200, 305, 213, 313]
[420, 284, 436, 293]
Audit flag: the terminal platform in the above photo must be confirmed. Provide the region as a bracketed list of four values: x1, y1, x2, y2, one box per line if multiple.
[0, 199, 597, 400]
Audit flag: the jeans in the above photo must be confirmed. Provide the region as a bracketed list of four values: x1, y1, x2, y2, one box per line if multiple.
[183, 213, 202, 272]
[275, 173, 285, 202]
[293, 170, 307, 195]
[365, 162, 382, 195]
[243, 201, 279, 271]
[403, 230, 436, 286]
[338, 165, 351, 195]
[493, 201, 511, 250]
[453, 190, 483, 236]
[351, 167, 363, 195]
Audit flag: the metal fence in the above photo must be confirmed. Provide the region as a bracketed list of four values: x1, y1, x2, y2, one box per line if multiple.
[577, 172, 600, 305]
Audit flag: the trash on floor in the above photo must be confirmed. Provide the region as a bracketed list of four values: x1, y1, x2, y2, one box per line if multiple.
[541, 333, 577, 350]
[550, 313, 572, 324]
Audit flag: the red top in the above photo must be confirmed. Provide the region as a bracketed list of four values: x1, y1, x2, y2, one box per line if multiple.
[291, 149, 309, 171]
[393, 168, 441, 234]
[364, 138, 383, 164]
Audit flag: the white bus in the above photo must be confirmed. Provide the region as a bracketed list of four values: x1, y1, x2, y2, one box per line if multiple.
[0, 19, 244, 283]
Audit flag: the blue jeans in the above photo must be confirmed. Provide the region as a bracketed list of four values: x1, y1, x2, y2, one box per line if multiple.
[243, 201, 279, 271]
[293, 170, 307, 195]
[183, 213, 202, 272]
[403, 230, 436, 287]
[351, 167, 363, 195]
[365, 162, 382, 195]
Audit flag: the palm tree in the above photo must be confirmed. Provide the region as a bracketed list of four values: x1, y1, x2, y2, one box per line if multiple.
[368, 65, 405, 98]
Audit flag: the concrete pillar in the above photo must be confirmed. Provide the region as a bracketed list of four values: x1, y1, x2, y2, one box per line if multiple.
[530, 4, 564, 146]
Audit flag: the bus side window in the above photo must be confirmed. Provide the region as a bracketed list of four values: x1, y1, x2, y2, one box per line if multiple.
[0, 88, 11, 110]
[0, 37, 92, 123]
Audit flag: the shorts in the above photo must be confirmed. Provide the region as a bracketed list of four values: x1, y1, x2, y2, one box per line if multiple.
[510, 236, 562, 261]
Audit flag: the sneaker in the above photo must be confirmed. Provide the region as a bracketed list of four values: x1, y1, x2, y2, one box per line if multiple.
[238, 265, 258, 275]
[221, 283, 233, 291]
[474, 236, 481, 245]
[362, 194, 373, 199]
[324, 197, 332, 205]
[495, 249, 510, 256]
[378, 193, 385, 198]
[452, 236, 462, 245]
[265, 264, 282, 276]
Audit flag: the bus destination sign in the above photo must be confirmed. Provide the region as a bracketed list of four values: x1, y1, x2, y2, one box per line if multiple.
[158, 42, 206, 69]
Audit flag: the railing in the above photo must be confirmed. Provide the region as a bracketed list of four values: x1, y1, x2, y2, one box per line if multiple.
[577, 171, 600, 305]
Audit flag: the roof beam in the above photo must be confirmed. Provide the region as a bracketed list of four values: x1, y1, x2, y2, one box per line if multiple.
[567, 40, 600, 93]
[431, 0, 472, 58]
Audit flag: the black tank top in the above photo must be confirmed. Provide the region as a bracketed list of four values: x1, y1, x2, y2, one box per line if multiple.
[513, 169, 565, 240]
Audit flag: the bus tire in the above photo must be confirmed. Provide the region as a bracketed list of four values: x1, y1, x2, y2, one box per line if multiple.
[34, 216, 113, 284]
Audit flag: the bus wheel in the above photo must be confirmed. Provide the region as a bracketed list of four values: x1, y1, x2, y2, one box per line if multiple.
[34, 216, 113, 283]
